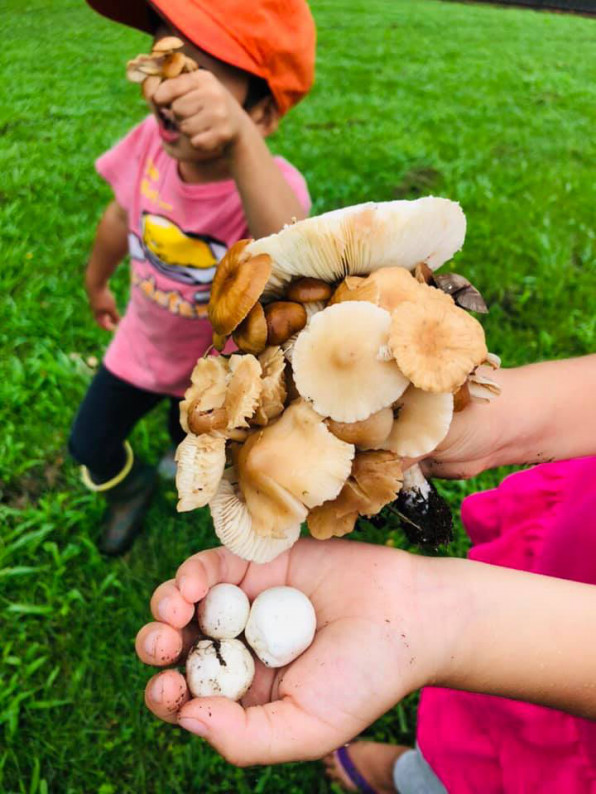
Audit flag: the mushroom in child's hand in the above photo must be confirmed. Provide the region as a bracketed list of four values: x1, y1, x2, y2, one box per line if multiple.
[198, 583, 250, 639]
[376, 387, 454, 458]
[186, 639, 255, 700]
[232, 302, 268, 355]
[245, 587, 316, 667]
[151, 36, 184, 53]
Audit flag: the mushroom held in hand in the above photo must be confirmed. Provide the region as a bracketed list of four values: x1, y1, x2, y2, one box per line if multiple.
[198, 583, 250, 640]
[245, 586, 316, 667]
[186, 639, 255, 700]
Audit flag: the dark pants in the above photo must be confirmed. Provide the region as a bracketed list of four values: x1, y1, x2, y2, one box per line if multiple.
[69, 365, 185, 483]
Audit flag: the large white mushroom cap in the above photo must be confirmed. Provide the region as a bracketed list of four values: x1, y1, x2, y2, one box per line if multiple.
[245, 586, 316, 667]
[292, 302, 409, 422]
[246, 197, 466, 299]
[377, 387, 454, 458]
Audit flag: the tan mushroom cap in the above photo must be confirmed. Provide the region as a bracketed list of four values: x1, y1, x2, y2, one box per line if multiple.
[307, 450, 403, 539]
[389, 300, 487, 393]
[161, 51, 186, 79]
[252, 347, 287, 426]
[180, 357, 229, 433]
[326, 407, 394, 449]
[368, 267, 453, 312]
[307, 504, 358, 540]
[292, 302, 409, 422]
[329, 276, 380, 306]
[126, 54, 164, 82]
[210, 476, 301, 563]
[232, 302, 268, 355]
[176, 434, 226, 512]
[224, 355, 262, 429]
[236, 399, 354, 537]
[245, 197, 466, 300]
[152, 36, 184, 52]
[208, 240, 272, 335]
[376, 387, 454, 458]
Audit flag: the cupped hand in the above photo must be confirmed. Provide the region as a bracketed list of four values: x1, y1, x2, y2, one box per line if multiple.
[135, 539, 442, 766]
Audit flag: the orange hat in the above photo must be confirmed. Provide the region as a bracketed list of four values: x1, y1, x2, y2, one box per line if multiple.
[86, 0, 316, 115]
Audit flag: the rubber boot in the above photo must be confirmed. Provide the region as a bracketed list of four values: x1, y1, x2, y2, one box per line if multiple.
[97, 460, 158, 556]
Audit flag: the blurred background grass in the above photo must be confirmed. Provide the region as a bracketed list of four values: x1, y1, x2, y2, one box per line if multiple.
[0, 0, 595, 791]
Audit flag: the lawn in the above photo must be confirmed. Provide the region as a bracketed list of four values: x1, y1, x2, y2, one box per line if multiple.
[0, 0, 595, 791]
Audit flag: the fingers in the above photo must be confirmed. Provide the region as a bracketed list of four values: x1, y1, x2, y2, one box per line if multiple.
[153, 71, 212, 107]
[150, 579, 196, 629]
[96, 311, 118, 331]
[145, 670, 189, 724]
[175, 546, 250, 604]
[177, 696, 339, 766]
[135, 621, 184, 667]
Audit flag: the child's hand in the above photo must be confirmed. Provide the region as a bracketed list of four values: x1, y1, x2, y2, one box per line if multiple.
[152, 71, 249, 157]
[135, 539, 454, 766]
[86, 282, 120, 331]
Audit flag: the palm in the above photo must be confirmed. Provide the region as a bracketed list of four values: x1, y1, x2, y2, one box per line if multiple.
[137, 539, 421, 764]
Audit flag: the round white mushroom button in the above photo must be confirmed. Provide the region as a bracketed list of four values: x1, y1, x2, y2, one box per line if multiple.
[186, 638, 255, 701]
[198, 583, 250, 639]
[245, 586, 316, 668]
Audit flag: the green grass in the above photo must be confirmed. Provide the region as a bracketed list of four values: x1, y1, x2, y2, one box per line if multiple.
[1, 0, 595, 790]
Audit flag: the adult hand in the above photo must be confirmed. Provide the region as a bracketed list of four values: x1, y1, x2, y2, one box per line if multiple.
[135, 539, 452, 766]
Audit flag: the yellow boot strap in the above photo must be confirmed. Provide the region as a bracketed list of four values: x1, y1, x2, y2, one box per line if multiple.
[80, 441, 134, 493]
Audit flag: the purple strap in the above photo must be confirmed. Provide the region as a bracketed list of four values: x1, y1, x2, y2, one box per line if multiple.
[334, 745, 378, 794]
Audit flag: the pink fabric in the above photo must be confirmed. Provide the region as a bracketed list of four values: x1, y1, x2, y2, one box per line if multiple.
[418, 457, 596, 793]
[96, 115, 311, 396]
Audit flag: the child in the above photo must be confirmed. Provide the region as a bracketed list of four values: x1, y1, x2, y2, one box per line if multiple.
[69, 0, 315, 555]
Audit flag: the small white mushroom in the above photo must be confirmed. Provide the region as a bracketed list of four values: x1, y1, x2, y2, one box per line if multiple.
[245, 586, 316, 668]
[186, 638, 255, 701]
[198, 583, 250, 640]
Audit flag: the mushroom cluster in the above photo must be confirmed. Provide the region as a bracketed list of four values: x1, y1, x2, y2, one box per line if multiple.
[186, 583, 316, 701]
[126, 36, 198, 100]
[175, 197, 501, 562]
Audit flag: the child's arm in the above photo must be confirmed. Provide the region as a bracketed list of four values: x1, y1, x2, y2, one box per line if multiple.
[153, 72, 307, 239]
[423, 355, 596, 479]
[135, 540, 596, 766]
[85, 200, 128, 331]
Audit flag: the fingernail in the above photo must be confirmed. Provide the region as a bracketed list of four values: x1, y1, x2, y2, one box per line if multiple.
[150, 676, 164, 704]
[143, 631, 160, 657]
[157, 596, 171, 622]
[179, 717, 208, 737]
[178, 575, 192, 599]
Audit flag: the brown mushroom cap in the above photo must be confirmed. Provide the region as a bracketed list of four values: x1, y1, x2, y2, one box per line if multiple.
[389, 300, 487, 393]
[286, 277, 333, 303]
[264, 301, 307, 346]
[307, 450, 402, 539]
[232, 302, 268, 355]
[161, 51, 186, 79]
[326, 407, 394, 449]
[208, 240, 272, 335]
[187, 404, 228, 436]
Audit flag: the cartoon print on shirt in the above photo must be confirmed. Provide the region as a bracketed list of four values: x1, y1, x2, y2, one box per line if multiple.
[127, 213, 228, 311]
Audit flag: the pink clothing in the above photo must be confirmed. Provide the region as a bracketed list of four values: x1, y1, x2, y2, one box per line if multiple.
[418, 458, 596, 793]
[96, 115, 310, 396]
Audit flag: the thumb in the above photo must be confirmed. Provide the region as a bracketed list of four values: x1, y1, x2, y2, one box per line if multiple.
[177, 696, 337, 766]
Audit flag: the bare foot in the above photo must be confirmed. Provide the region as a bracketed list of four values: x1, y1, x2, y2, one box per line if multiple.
[324, 741, 411, 793]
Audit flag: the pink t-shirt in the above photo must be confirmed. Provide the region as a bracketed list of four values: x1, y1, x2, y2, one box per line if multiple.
[96, 115, 310, 396]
